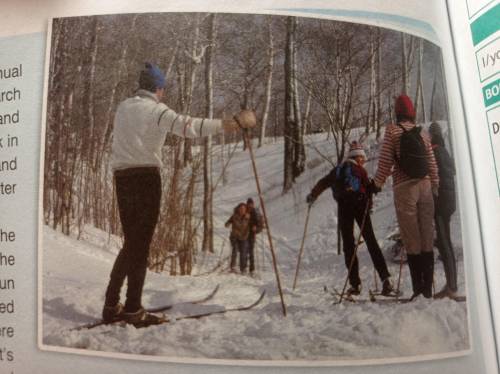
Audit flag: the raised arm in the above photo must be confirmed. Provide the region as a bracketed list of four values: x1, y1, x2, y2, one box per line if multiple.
[157, 106, 255, 139]
[308, 169, 336, 203]
[374, 126, 395, 188]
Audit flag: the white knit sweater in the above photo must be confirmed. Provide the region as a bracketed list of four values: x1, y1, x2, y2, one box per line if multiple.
[111, 90, 222, 170]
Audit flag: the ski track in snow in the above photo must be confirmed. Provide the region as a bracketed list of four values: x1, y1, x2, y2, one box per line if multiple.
[42, 130, 470, 361]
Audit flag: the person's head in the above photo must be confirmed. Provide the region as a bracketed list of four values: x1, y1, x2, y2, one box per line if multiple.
[395, 94, 416, 123]
[237, 203, 247, 216]
[348, 141, 366, 166]
[246, 198, 254, 209]
[429, 122, 445, 146]
[138, 62, 166, 100]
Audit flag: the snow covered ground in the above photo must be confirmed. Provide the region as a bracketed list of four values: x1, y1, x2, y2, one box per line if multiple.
[41, 131, 470, 363]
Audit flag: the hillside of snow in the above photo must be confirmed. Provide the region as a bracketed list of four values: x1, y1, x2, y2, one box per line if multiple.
[41, 130, 470, 363]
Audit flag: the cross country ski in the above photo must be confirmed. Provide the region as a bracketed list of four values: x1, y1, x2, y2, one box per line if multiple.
[102, 291, 266, 330]
[71, 285, 220, 331]
[324, 285, 465, 304]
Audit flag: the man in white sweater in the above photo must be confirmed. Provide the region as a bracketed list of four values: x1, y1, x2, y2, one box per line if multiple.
[103, 62, 255, 326]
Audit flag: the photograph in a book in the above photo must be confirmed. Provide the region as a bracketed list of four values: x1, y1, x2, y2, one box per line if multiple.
[40, 12, 470, 362]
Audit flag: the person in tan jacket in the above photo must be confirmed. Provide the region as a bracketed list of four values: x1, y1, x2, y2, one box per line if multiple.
[225, 203, 251, 273]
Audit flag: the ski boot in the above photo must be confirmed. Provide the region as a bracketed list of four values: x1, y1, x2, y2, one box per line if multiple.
[421, 252, 434, 299]
[123, 307, 165, 328]
[346, 284, 361, 297]
[381, 278, 396, 297]
[102, 302, 124, 323]
[433, 285, 459, 300]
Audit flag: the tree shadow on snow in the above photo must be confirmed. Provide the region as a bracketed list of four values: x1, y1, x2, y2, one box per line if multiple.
[43, 297, 93, 323]
[142, 289, 177, 308]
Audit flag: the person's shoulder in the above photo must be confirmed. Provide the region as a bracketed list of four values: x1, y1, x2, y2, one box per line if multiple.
[433, 144, 449, 158]
[117, 96, 134, 108]
[382, 123, 400, 139]
[419, 126, 432, 142]
[115, 97, 137, 118]
[386, 123, 400, 132]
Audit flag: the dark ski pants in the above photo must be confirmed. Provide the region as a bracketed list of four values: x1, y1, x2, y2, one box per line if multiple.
[339, 199, 390, 288]
[104, 167, 161, 313]
[230, 237, 238, 270]
[231, 239, 249, 272]
[248, 235, 256, 272]
[435, 213, 457, 292]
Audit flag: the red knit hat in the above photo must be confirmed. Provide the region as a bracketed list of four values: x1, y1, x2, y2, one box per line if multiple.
[395, 94, 416, 122]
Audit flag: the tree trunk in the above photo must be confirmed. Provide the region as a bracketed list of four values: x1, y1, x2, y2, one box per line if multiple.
[430, 67, 438, 121]
[401, 33, 408, 95]
[292, 17, 305, 179]
[366, 31, 375, 135]
[283, 16, 296, 193]
[183, 14, 203, 166]
[303, 89, 312, 134]
[375, 28, 382, 139]
[202, 14, 216, 253]
[419, 40, 427, 123]
[259, 18, 274, 148]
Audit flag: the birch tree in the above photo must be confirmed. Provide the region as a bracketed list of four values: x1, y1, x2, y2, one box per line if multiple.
[202, 14, 216, 253]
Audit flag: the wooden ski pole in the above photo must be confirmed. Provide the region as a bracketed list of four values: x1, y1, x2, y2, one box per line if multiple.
[241, 128, 287, 316]
[396, 240, 405, 300]
[337, 201, 370, 304]
[337, 202, 342, 256]
[292, 204, 312, 290]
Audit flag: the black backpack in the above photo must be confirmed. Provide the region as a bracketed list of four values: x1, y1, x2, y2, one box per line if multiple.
[397, 123, 429, 179]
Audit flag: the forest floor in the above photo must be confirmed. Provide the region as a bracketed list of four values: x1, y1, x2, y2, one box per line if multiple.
[41, 129, 470, 363]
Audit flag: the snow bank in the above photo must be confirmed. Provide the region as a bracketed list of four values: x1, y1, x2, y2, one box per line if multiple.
[41, 132, 469, 362]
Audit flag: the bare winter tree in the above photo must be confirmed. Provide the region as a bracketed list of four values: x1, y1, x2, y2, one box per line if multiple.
[302, 22, 371, 162]
[414, 38, 427, 123]
[283, 16, 296, 192]
[259, 17, 274, 148]
[283, 16, 306, 192]
[202, 13, 217, 253]
[44, 13, 448, 277]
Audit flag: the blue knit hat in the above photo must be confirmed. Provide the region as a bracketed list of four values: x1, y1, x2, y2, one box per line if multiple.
[139, 62, 166, 90]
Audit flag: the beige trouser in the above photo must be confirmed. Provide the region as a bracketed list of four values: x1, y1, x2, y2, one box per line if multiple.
[393, 178, 435, 254]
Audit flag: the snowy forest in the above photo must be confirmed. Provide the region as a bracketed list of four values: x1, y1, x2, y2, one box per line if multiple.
[43, 13, 448, 276]
[41, 13, 470, 361]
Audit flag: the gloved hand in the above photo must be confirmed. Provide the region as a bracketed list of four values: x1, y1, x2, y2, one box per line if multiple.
[432, 186, 439, 198]
[367, 179, 381, 195]
[234, 109, 257, 129]
[306, 194, 316, 206]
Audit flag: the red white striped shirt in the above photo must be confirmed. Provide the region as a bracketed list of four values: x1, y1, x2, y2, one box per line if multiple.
[374, 122, 439, 188]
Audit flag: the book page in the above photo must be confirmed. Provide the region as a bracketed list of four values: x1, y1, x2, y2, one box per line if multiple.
[445, 0, 500, 366]
[0, 0, 497, 373]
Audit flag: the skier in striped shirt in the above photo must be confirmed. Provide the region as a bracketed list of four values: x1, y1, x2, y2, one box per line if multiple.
[373, 94, 439, 301]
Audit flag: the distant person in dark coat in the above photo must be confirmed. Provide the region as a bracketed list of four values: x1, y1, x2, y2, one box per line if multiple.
[225, 203, 251, 273]
[429, 122, 458, 299]
[246, 198, 263, 275]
